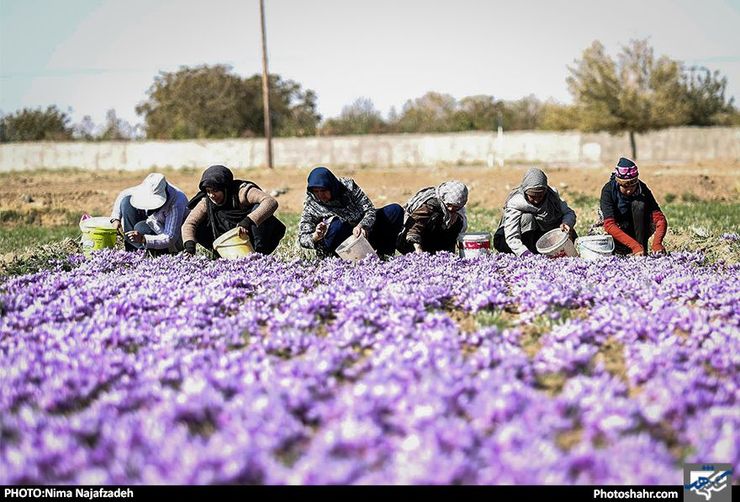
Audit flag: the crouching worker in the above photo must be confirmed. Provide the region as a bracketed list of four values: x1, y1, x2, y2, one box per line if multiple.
[397, 181, 469, 254]
[494, 167, 577, 256]
[600, 157, 667, 256]
[110, 173, 189, 254]
[298, 166, 403, 258]
[181, 165, 285, 256]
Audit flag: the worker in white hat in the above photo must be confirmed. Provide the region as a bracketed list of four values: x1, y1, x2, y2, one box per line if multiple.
[110, 173, 189, 254]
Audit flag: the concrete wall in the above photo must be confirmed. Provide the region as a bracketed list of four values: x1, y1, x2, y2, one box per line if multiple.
[1, 127, 738, 172]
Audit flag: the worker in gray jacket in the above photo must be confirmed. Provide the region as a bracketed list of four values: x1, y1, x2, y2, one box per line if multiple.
[493, 168, 577, 256]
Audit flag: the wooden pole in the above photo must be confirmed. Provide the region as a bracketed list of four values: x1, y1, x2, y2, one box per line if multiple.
[259, 0, 273, 168]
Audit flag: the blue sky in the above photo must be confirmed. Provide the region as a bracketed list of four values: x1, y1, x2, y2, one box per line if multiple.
[1, 0, 739, 127]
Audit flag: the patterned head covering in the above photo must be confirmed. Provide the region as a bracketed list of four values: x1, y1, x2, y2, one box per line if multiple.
[437, 181, 468, 230]
[615, 157, 639, 180]
[436, 181, 468, 208]
[405, 180, 468, 231]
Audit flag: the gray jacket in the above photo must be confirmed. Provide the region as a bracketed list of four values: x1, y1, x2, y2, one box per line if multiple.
[497, 168, 576, 256]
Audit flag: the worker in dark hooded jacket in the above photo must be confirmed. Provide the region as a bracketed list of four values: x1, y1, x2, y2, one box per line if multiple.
[599, 157, 667, 256]
[181, 164, 285, 256]
[298, 166, 404, 258]
[493, 168, 577, 256]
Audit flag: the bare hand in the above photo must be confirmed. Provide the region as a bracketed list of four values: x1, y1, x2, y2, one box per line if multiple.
[125, 230, 144, 244]
[413, 243, 423, 254]
[238, 225, 249, 240]
[112, 219, 122, 235]
[353, 225, 367, 239]
[560, 223, 571, 234]
[313, 221, 328, 242]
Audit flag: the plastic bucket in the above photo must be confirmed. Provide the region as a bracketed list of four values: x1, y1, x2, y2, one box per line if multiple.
[575, 235, 614, 260]
[80, 216, 117, 256]
[335, 234, 377, 263]
[458, 232, 492, 258]
[213, 227, 254, 259]
[536, 228, 578, 258]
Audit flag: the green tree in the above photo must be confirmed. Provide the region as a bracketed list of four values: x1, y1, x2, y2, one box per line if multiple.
[501, 95, 543, 130]
[394, 92, 460, 133]
[681, 66, 736, 126]
[567, 39, 687, 159]
[321, 97, 386, 135]
[100, 109, 133, 140]
[137, 65, 250, 139]
[538, 101, 581, 131]
[243, 75, 320, 137]
[136, 64, 320, 139]
[73, 115, 97, 140]
[454, 95, 501, 131]
[0, 106, 73, 142]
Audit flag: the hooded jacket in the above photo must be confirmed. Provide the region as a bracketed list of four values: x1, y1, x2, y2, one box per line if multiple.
[299, 167, 376, 256]
[496, 168, 576, 256]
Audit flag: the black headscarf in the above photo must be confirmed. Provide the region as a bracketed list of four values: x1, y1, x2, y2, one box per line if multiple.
[189, 165, 256, 241]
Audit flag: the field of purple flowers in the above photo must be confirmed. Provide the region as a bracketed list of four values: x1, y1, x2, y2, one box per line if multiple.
[0, 250, 737, 484]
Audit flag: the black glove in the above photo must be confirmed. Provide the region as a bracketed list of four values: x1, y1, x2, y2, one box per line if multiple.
[237, 217, 253, 234]
[184, 240, 196, 255]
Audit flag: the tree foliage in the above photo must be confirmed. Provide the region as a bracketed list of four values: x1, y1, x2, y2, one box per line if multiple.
[681, 66, 736, 126]
[395, 92, 461, 133]
[565, 39, 735, 157]
[136, 64, 320, 139]
[0, 106, 74, 142]
[455, 95, 501, 131]
[100, 109, 134, 140]
[321, 98, 387, 135]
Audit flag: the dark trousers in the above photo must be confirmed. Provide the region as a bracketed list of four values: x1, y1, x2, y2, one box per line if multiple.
[120, 196, 156, 251]
[494, 225, 578, 254]
[324, 204, 404, 257]
[397, 217, 464, 255]
[613, 200, 655, 255]
[195, 208, 286, 256]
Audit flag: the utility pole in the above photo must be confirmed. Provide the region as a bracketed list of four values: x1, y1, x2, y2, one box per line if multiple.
[259, 0, 273, 168]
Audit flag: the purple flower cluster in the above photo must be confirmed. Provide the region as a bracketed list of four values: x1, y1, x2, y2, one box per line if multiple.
[0, 251, 737, 484]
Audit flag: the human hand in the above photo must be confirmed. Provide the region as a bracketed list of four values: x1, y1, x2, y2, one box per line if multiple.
[238, 225, 250, 240]
[183, 240, 196, 256]
[413, 243, 423, 254]
[313, 221, 328, 242]
[651, 244, 667, 256]
[631, 246, 645, 256]
[353, 225, 367, 239]
[560, 223, 571, 234]
[111, 219, 122, 235]
[125, 230, 145, 244]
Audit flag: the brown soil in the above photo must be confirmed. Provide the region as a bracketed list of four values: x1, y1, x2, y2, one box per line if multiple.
[1, 161, 738, 227]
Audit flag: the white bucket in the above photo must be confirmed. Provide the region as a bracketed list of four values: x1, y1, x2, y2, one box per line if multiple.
[213, 227, 254, 259]
[536, 228, 578, 258]
[575, 235, 614, 260]
[458, 232, 492, 258]
[335, 234, 377, 263]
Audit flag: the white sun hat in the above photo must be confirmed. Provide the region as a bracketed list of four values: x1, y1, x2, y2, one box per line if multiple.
[130, 173, 168, 210]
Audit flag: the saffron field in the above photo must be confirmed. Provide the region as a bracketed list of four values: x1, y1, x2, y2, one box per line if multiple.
[1, 250, 737, 484]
